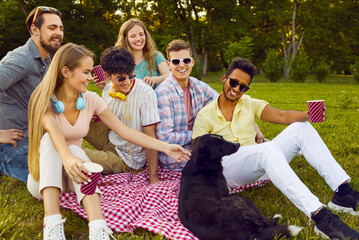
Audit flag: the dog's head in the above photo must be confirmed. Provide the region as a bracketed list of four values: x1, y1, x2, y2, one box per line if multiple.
[191, 134, 240, 166]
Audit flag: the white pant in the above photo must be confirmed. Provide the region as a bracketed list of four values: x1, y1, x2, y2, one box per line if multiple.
[222, 121, 350, 217]
[27, 133, 101, 205]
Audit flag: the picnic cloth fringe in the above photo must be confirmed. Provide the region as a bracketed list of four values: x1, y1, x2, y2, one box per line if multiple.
[59, 167, 270, 240]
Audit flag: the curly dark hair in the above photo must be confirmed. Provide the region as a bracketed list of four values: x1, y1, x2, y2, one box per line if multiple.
[226, 57, 257, 82]
[100, 47, 135, 76]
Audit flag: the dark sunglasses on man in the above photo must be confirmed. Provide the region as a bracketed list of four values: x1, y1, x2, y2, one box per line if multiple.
[117, 74, 136, 82]
[169, 58, 192, 66]
[227, 77, 250, 93]
[32, 6, 59, 24]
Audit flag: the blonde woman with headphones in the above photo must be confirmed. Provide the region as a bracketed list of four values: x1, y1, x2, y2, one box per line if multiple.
[27, 43, 189, 239]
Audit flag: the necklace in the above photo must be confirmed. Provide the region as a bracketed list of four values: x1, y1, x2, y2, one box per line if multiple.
[134, 60, 145, 75]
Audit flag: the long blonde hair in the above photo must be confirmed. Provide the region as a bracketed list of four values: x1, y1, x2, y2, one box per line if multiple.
[115, 18, 158, 76]
[28, 43, 94, 181]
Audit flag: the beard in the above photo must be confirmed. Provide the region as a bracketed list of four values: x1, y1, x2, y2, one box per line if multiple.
[40, 35, 61, 55]
[222, 85, 240, 102]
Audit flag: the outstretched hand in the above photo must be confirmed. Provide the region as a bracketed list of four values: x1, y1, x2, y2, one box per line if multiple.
[0, 129, 25, 147]
[62, 155, 90, 184]
[164, 144, 191, 163]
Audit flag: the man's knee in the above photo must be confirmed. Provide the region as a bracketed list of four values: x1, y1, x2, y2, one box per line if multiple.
[0, 141, 28, 168]
[287, 121, 313, 133]
[257, 141, 288, 167]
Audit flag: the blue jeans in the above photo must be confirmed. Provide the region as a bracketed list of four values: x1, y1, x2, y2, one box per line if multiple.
[0, 137, 29, 182]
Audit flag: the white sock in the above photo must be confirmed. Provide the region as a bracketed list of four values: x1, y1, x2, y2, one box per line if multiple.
[44, 214, 62, 226]
[89, 219, 107, 229]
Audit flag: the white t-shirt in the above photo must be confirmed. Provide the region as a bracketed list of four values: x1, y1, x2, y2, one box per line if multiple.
[102, 79, 160, 169]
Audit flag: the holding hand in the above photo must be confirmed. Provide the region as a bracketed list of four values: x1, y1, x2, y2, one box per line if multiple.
[93, 75, 107, 90]
[0, 129, 25, 147]
[164, 144, 191, 163]
[62, 154, 90, 184]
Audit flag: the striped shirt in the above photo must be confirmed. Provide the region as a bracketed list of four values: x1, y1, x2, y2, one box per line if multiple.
[155, 74, 218, 170]
[102, 79, 160, 170]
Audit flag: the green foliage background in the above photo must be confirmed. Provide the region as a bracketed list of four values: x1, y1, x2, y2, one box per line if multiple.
[1, 0, 359, 75]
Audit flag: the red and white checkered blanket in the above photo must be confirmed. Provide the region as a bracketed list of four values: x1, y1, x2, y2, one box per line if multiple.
[59, 167, 270, 240]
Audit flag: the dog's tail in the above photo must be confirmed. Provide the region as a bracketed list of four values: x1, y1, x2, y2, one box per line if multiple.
[257, 225, 303, 239]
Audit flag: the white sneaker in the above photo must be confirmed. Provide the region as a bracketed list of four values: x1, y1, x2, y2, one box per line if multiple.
[89, 225, 115, 240]
[43, 218, 66, 240]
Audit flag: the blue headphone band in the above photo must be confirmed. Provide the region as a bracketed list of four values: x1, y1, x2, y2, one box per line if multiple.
[51, 93, 86, 114]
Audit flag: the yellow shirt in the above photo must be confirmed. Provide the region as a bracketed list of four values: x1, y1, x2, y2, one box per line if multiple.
[193, 94, 268, 146]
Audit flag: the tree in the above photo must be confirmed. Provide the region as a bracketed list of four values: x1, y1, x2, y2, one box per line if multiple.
[276, 0, 306, 77]
[0, 0, 28, 59]
[224, 37, 254, 64]
[0, 0, 121, 61]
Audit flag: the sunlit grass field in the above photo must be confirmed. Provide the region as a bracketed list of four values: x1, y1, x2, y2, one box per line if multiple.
[1, 73, 358, 239]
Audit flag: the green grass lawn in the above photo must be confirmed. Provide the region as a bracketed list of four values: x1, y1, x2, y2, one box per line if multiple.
[1, 74, 358, 239]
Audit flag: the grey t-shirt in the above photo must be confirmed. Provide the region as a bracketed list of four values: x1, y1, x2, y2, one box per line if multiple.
[0, 38, 51, 135]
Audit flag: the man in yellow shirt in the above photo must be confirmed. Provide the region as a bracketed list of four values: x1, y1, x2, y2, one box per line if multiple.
[193, 57, 359, 240]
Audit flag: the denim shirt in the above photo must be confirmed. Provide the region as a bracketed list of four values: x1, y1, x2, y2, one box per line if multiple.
[0, 38, 51, 135]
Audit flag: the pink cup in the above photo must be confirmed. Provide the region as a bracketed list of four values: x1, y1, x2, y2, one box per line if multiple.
[307, 100, 325, 123]
[93, 65, 106, 82]
[80, 162, 103, 195]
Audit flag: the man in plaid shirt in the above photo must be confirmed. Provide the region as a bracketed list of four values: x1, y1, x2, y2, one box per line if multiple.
[155, 39, 218, 170]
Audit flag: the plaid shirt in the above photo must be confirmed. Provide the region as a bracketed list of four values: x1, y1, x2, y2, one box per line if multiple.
[155, 74, 218, 169]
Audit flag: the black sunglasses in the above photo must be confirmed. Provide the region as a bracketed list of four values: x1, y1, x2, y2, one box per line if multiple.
[117, 74, 136, 82]
[32, 6, 58, 24]
[169, 58, 192, 66]
[228, 78, 250, 92]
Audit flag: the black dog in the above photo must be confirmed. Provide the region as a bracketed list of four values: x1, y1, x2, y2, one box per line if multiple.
[178, 134, 302, 240]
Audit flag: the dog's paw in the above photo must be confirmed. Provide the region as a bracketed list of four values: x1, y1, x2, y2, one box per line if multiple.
[288, 225, 303, 236]
[273, 214, 282, 220]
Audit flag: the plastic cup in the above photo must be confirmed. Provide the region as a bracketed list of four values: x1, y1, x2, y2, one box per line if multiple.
[93, 65, 106, 82]
[80, 162, 103, 195]
[307, 100, 325, 123]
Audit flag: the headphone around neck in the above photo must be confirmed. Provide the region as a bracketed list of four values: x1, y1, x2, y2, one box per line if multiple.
[51, 92, 86, 114]
[108, 81, 134, 101]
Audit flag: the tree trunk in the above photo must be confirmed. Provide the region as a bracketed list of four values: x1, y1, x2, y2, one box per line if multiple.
[202, 48, 208, 76]
[177, 0, 198, 60]
[280, 0, 302, 77]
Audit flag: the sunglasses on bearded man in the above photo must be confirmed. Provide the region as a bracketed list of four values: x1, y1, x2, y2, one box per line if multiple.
[227, 77, 250, 93]
[32, 6, 59, 24]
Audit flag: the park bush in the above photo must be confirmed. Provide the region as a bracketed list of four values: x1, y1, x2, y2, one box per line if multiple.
[224, 37, 254, 64]
[350, 58, 359, 83]
[191, 57, 203, 79]
[263, 49, 284, 82]
[313, 62, 330, 82]
[290, 51, 310, 82]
